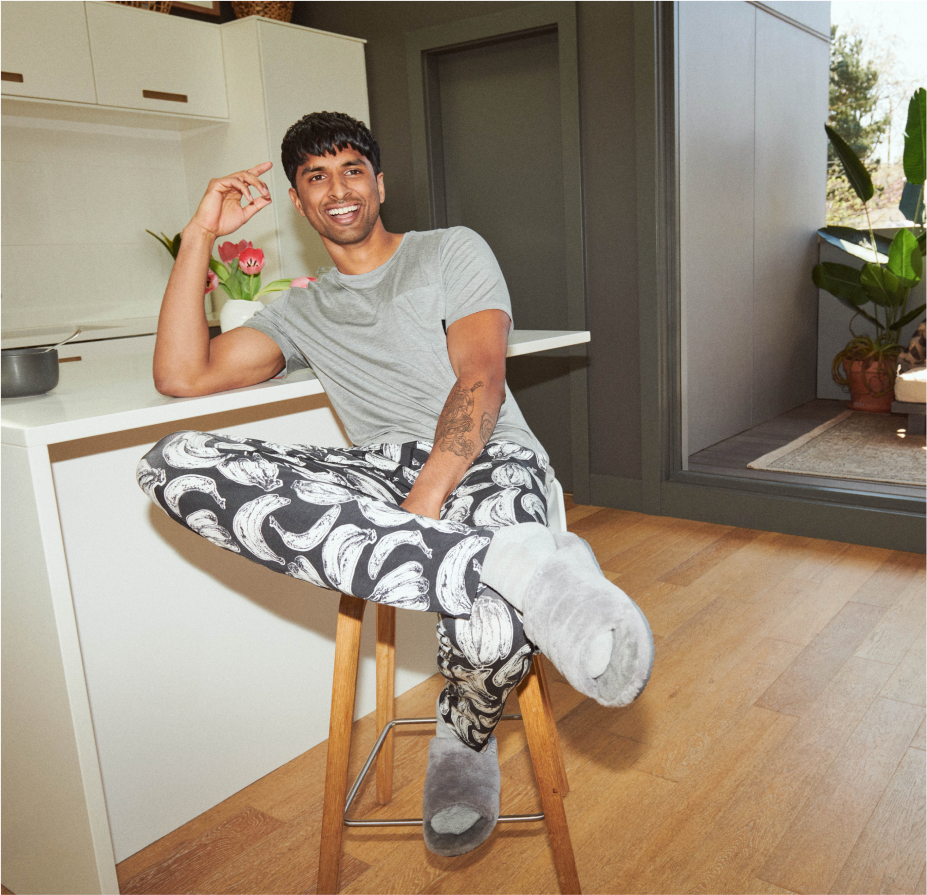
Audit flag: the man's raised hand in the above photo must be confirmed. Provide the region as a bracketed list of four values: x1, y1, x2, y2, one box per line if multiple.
[187, 162, 274, 240]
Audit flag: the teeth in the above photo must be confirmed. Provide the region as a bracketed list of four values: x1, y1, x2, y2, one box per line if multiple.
[328, 205, 359, 216]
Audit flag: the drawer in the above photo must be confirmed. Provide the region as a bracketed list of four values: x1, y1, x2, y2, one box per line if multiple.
[86, 3, 228, 119]
[1, 1, 97, 104]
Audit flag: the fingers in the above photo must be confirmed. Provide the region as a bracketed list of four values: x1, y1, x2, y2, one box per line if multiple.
[211, 163, 273, 204]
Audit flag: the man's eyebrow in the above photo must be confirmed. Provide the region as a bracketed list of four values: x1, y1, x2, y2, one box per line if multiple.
[301, 157, 366, 174]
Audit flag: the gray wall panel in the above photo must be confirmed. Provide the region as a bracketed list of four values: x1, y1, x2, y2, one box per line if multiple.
[680, 2, 756, 455]
[681, 1, 829, 455]
[753, 10, 829, 422]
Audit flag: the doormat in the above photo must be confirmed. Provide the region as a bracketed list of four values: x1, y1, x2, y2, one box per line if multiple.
[747, 410, 926, 487]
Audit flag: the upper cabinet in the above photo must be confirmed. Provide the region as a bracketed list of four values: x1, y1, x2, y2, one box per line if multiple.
[85, 2, 228, 119]
[1, 2, 97, 104]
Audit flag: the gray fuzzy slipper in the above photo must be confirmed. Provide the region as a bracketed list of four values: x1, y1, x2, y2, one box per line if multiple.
[423, 735, 501, 857]
[522, 532, 654, 708]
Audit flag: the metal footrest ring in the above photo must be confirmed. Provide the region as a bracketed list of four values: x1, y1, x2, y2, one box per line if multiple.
[343, 714, 545, 827]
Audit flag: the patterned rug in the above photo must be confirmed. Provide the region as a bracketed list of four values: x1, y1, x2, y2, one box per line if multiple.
[748, 410, 926, 487]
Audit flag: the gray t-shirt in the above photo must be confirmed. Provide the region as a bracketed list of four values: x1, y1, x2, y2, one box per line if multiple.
[243, 226, 547, 464]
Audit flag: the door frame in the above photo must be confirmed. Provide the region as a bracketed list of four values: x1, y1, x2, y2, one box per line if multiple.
[405, 1, 591, 502]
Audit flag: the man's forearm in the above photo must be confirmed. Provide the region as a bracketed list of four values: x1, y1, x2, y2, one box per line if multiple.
[152, 224, 215, 394]
[402, 374, 505, 518]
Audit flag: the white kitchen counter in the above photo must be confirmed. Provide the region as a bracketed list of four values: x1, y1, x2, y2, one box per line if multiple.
[1, 328, 589, 894]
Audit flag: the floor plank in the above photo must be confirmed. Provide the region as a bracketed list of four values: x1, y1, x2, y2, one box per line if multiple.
[756, 601, 886, 717]
[829, 746, 926, 895]
[758, 697, 926, 895]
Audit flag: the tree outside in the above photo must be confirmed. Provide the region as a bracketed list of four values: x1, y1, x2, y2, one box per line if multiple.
[827, 22, 918, 227]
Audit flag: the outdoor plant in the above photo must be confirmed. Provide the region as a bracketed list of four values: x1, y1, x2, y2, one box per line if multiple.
[813, 87, 926, 392]
[147, 231, 312, 300]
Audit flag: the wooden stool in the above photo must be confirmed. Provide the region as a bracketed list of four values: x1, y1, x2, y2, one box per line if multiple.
[317, 596, 581, 894]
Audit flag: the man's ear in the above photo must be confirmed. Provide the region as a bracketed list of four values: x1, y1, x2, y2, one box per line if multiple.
[377, 172, 385, 204]
[289, 186, 306, 218]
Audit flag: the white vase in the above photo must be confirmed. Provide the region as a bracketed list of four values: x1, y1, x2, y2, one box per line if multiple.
[219, 298, 260, 333]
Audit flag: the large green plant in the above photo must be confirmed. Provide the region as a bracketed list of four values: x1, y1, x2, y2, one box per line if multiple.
[813, 88, 926, 389]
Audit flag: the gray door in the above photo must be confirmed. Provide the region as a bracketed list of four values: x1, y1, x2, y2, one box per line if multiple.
[427, 29, 575, 489]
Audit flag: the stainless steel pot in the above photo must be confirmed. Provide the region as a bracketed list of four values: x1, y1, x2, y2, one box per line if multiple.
[1, 347, 60, 398]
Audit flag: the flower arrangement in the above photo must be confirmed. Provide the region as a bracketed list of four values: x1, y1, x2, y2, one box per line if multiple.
[147, 231, 314, 300]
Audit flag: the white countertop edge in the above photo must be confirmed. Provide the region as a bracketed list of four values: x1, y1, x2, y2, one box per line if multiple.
[506, 330, 590, 355]
[1, 330, 591, 448]
[2, 371, 326, 449]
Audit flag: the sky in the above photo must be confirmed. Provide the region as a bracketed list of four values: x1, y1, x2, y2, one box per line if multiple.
[830, 0, 927, 163]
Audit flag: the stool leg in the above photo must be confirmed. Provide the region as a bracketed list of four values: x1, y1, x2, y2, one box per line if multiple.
[375, 603, 396, 805]
[518, 658, 581, 895]
[536, 655, 569, 796]
[318, 593, 366, 895]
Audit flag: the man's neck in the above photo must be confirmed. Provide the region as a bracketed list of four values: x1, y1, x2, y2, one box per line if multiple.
[323, 221, 405, 276]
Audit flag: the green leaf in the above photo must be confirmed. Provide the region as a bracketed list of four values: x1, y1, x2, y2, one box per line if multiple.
[818, 226, 890, 263]
[146, 229, 176, 257]
[902, 88, 926, 185]
[899, 181, 925, 225]
[812, 262, 868, 305]
[826, 124, 874, 203]
[860, 262, 902, 306]
[895, 304, 926, 329]
[887, 228, 923, 283]
[171, 232, 182, 257]
[209, 258, 230, 281]
[254, 279, 293, 299]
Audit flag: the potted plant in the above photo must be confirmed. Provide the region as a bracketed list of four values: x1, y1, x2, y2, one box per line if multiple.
[148, 232, 312, 331]
[812, 88, 926, 412]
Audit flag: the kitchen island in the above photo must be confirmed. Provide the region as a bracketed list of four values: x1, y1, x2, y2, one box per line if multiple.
[1, 329, 589, 894]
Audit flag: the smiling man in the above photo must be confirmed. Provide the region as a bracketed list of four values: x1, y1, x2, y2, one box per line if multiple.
[138, 111, 654, 857]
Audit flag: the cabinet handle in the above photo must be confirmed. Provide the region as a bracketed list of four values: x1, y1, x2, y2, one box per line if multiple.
[59, 356, 82, 364]
[2, 72, 25, 83]
[142, 89, 188, 104]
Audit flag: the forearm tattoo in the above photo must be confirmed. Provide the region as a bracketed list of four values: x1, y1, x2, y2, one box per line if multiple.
[436, 380, 494, 458]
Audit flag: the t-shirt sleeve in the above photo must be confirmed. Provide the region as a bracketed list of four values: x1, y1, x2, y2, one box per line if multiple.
[440, 227, 514, 330]
[240, 289, 311, 377]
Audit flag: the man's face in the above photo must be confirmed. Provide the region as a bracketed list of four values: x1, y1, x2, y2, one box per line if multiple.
[289, 147, 385, 247]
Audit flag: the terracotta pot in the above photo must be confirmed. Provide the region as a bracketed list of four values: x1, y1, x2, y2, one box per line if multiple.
[843, 357, 895, 413]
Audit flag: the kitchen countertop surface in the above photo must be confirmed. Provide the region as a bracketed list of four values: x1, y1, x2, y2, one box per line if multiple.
[1, 329, 590, 447]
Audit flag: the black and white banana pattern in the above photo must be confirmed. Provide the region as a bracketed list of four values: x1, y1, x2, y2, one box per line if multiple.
[137, 433, 548, 752]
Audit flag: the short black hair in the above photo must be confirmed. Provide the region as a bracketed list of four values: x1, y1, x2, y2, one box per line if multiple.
[281, 111, 381, 187]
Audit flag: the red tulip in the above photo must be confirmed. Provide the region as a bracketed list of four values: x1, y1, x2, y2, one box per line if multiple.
[205, 269, 219, 295]
[289, 277, 316, 288]
[218, 240, 252, 264]
[238, 247, 265, 275]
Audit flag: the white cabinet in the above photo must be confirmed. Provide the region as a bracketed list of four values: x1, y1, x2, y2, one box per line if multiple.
[0, 1, 97, 104]
[181, 18, 369, 290]
[86, 2, 228, 119]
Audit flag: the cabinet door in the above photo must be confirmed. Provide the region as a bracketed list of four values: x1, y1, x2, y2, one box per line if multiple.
[258, 21, 369, 278]
[1, 2, 97, 103]
[86, 3, 228, 119]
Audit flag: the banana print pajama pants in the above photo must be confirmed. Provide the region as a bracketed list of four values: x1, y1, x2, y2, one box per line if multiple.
[137, 432, 550, 751]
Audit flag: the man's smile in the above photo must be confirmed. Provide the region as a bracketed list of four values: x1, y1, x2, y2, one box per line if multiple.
[327, 204, 360, 217]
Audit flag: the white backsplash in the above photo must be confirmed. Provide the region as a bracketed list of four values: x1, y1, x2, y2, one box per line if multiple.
[1, 116, 190, 332]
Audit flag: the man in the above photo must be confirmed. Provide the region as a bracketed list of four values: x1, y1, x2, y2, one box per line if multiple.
[137, 111, 653, 857]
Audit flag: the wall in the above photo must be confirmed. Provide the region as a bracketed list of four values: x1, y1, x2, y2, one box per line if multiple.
[1, 117, 186, 331]
[293, 1, 643, 499]
[680, 1, 830, 456]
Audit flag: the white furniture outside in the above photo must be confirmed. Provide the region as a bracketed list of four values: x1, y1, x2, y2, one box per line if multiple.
[1, 329, 589, 894]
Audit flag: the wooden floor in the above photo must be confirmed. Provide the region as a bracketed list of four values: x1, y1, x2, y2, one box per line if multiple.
[31, 499, 926, 895]
[688, 399, 923, 499]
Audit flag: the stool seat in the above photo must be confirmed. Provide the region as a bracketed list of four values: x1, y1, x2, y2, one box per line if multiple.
[317, 597, 581, 894]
